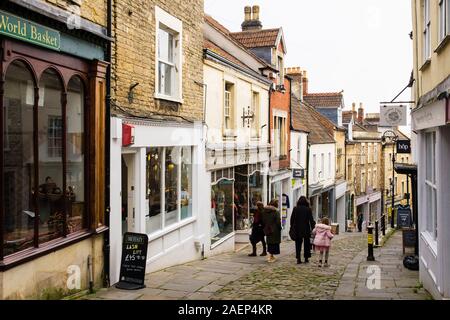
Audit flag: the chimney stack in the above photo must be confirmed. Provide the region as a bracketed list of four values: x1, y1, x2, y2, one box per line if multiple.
[302, 70, 308, 96]
[358, 102, 364, 124]
[285, 67, 303, 100]
[241, 5, 263, 31]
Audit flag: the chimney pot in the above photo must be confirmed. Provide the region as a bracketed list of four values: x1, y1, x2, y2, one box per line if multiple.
[252, 5, 260, 21]
[244, 6, 251, 22]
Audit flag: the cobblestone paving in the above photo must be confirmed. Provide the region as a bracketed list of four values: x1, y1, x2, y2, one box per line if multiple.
[211, 233, 366, 300]
[83, 230, 431, 300]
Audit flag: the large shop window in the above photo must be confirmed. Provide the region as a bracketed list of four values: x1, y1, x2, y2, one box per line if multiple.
[2, 61, 87, 257]
[146, 146, 193, 235]
[211, 168, 234, 244]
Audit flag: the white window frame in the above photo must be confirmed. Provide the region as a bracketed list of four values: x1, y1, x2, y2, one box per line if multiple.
[223, 81, 235, 137]
[313, 155, 317, 183]
[297, 136, 301, 164]
[328, 152, 331, 178]
[423, 0, 431, 62]
[424, 131, 437, 240]
[320, 153, 324, 180]
[155, 6, 183, 103]
[251, 90, 260, 138]
[439, 0, 450, 42]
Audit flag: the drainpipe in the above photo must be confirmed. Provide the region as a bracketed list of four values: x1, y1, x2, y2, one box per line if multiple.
[306, 139, 310, 200]
[103, 0, 112, 288]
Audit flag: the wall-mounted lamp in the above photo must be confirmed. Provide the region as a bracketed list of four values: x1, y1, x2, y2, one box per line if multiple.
[128, 83, 139, 104]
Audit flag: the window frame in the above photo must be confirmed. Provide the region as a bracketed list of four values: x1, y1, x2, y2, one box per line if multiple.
[0, 39, 99, 266]
[154, 6, 183, 103]
[423, 0, 431, 62]
[223, 81, 235, 137]
[251, 90, 260, 139]
[424, 131, 437, 240]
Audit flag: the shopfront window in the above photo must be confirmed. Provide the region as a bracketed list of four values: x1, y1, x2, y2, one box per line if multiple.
[235, 165, 249, 231]
[3, 61, 36, 255]
[2, 61, 88, 258]
[165, 147, 179, 227]
[146, 146, 193, 235]
[146, 147, 163, 234]
[181, 147, 192, 220]
[211, 169, 234, 244]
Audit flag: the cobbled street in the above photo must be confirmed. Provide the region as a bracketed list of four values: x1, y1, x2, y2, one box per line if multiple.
[84, 231, 431, 300]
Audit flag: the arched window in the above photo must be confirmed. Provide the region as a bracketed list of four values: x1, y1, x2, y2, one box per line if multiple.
[3, 61, 36, 255]
[66, 76, 86, 233]
[38, 68, 64, 243]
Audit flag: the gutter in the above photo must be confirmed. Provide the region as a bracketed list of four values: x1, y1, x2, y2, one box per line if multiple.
[103, 0, 112, 288]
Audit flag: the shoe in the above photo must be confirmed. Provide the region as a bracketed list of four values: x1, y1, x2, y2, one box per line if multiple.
[248, 253, 257, 257]
[268, 256, 276, 263]
[318, 260, 322, 267]
[260, 252, 267, 257]
[297, 259, 302, 264]
[304, 258, 309, 263]
[324, 261, 329, 267]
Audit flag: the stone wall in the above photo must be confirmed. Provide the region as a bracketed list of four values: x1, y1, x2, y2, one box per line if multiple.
[111, 0, 204, 122]
[43, 0, 107, 27]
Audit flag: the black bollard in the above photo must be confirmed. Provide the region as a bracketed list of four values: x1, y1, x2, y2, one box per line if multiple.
[381, 214, 386, 236]
[367, 225, 375, 261]
[375, 220, 379, 247]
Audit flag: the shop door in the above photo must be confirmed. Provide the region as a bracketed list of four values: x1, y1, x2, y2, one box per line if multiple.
[122, 154, 136, 234]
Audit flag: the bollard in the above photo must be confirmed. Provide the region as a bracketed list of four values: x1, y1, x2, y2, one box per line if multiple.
[375, 220, 379, 246]
[381, 214, 386, 236]
[367, 225, 375, 261]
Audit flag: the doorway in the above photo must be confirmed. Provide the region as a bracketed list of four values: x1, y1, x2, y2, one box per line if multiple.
[121, 153, 136, 235]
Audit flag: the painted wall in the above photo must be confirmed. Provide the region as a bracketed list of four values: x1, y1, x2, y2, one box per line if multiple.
[0, 236, 104, 299]
[309, 143, 336, 187]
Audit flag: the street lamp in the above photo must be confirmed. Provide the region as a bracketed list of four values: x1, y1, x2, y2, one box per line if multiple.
[382, 130, 398, 229]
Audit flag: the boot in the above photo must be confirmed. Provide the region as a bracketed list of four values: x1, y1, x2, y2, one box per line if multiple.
[248, 244, 257, 257]
[260, 244, 267, 256]
[297, 259, 302, 264]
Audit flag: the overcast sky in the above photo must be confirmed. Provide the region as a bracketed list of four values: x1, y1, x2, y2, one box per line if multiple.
[205, 0, 413, 118]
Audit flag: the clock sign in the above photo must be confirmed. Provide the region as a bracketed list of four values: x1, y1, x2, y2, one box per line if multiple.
[380, 105, 408, 127]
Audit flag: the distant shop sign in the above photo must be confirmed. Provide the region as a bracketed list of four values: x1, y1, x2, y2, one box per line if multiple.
[396, 140, 411, 154]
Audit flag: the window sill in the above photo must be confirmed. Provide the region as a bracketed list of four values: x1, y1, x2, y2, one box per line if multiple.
[0, 230, 101, 271]
[420, 231, 437, 259]
[210, 231, 235, 250]
[154, 93, 184, 104]
[147, 217, 196, 243]
[419, 59, 431, 71]
[435, 35, 450, 54]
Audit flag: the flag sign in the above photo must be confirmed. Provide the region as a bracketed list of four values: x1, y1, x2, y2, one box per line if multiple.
[380, 105, 408, 127]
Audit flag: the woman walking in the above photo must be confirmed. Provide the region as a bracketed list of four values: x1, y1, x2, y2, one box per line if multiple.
[248, 201, 267, 257]
[262, 199, 282, 263]
[290, 196, 316, 264]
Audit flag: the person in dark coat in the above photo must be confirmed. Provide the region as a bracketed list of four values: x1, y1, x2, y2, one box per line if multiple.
[357, 212, 363, 232]
[262, 199, 282, 263]
[290, 196, 316, 264]
[248, 202, 267, 257]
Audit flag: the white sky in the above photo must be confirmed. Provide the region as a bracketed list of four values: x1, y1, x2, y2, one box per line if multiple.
[205, 0, 413, 118]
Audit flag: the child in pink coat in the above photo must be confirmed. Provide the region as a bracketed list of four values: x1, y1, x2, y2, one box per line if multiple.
[312, 217, 334, 267]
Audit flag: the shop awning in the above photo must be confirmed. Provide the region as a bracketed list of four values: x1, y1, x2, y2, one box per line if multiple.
[394, 163, 417, 175]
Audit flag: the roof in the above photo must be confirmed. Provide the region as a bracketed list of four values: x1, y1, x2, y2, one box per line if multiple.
[304, 92, 345, 109]
[342, 111, 353, 124]
[204, 39, 252, 71]
[230, 28, 281, 48]
[291, 97, 335, 144]
[204, 15, 271, 70]
[290, 95, 310, 133]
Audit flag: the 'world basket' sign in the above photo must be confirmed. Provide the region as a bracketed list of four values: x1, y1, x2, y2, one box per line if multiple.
[0, 10, 60, 51]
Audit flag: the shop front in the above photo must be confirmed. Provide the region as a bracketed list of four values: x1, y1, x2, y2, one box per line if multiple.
[206, 143, 270, 255]
[0, 4, 109, 298]
[268, 170, 292, 238]
[109, 118, 206, 281]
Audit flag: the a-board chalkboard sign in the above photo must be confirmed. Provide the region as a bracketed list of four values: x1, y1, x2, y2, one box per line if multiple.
[402, 228, 417, 254]
[397, 206, 412, 228]
[115, 232, 148, 290]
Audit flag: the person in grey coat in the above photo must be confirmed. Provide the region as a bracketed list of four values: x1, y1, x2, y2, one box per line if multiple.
[262, 199, 282, 263]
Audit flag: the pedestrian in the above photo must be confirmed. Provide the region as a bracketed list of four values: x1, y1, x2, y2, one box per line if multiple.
[262, 199, 282, 263]
[248, 201, 267, 257]
[357, 212, 363, 232]
[290, 196, 315, 264]
[312, 217, 334, 267]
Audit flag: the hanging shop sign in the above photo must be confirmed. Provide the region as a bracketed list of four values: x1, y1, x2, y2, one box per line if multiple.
[292, 168, 305, 179]
[380, 104, 408, 127]
[0, 10, 60, 51]
[115, 232, 148, 290]
[396, 140, 411, 154]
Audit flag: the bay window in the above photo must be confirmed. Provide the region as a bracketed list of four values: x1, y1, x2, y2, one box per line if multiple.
[2, 58, 90, 259]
